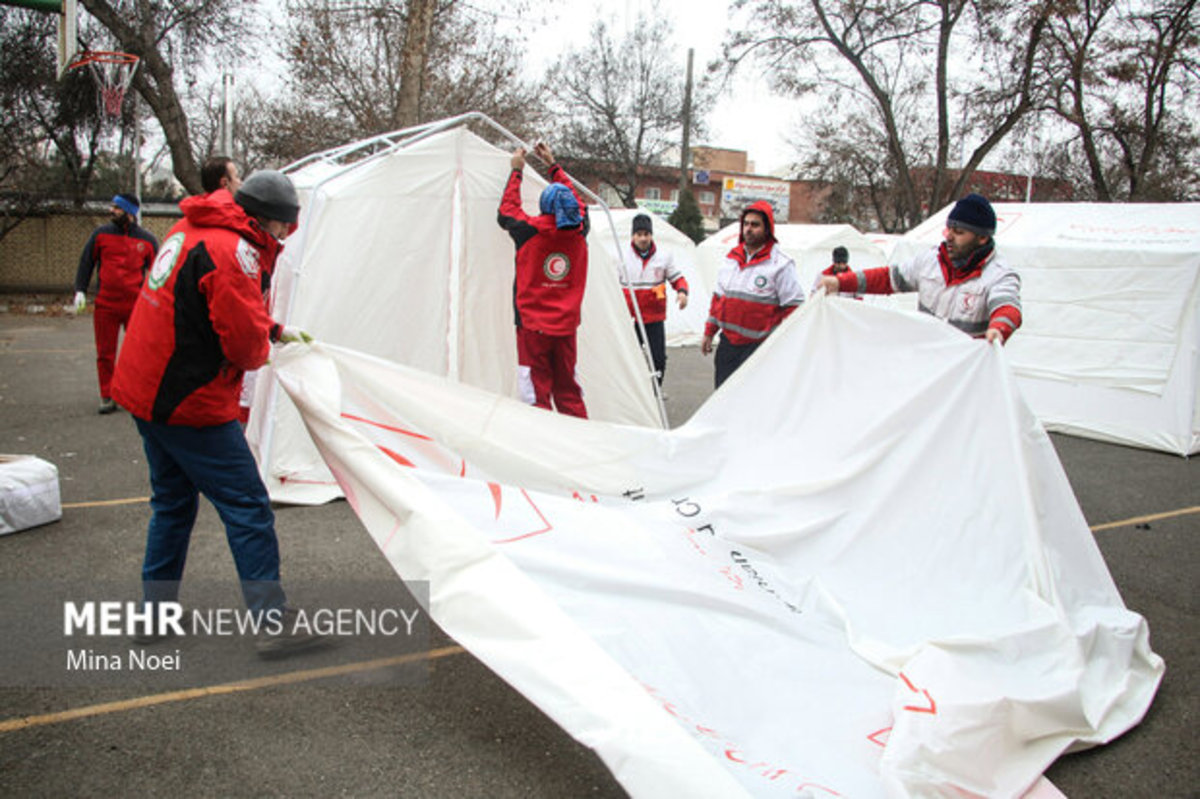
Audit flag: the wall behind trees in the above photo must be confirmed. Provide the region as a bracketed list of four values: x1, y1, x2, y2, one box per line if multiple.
[0, 208, 179, 292]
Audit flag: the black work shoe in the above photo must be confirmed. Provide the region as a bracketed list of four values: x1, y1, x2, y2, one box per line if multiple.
[98, 398, 117, 414]
[255, 607, 329, 659]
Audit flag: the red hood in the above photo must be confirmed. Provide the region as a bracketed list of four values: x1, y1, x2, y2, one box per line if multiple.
[739, 200, 777, 244]
[179, 190, 275, 250]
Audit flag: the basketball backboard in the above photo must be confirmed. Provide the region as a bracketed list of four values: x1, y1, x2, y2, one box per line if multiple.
[57, 0, 77, 79]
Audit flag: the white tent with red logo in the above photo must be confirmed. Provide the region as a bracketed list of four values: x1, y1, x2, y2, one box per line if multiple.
[892, 202, 1200, 455]
[246, 116, 665, 503]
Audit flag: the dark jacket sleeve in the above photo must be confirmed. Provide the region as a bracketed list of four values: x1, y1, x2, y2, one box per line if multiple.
[497, 169, 539, 248]
[135, 226, 159, 273]
[75, 229, 102, 293]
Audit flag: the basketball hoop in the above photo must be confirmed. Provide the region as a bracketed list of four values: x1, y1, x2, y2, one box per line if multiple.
[68, 51, 140, 118]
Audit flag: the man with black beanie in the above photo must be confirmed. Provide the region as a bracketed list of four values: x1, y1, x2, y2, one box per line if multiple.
[622, 212, 689, 385]
[816, 245, 862, 300]
[111, 170, 320, 658]
[820, 193, 1021, 343]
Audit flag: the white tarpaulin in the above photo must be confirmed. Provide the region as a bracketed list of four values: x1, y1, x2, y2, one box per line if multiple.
[892, 202, 1200, 455]
[247, 124, 663, 503]
[271, 293, 1162, 798]
[588, 207, 709, 346]
[697, 223, 918, 314]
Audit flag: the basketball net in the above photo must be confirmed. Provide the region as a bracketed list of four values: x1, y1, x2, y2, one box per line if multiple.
[68, 51, 140, 118]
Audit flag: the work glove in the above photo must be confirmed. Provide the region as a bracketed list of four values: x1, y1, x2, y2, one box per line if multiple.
[72, 292, 86, 313]
[278, 326, 313, 344]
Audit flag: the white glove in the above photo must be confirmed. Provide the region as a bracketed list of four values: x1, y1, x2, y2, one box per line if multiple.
[72, 292, 86, 313]
[278, 326, 312, 344]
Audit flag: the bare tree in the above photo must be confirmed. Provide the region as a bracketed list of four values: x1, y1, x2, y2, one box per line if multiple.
[79, 0, 257, 194]
[271, 0, 543, 162]
[1045, 0, 1199, 201]
[0, 7, 107, 240]
[545, 11, 700, 208]
[397, 0, 436, 128]
[724, 0, 1053, 228]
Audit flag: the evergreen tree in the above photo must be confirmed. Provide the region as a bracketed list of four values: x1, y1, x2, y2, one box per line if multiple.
[668, 189, 705, 244]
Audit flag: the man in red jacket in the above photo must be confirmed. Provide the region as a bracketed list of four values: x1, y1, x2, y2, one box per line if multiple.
[622, 213, 689, 386]
[497, 142, 590, 418]
[702, 201, 804, 388]
[111, 171, 318, 657]
[74, 193, 158, 413]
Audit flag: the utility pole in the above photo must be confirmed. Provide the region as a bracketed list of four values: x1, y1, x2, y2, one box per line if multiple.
[676, 47, 696, 197]
[679, 48, 694, 197]
[220, 72, 235, 156]
[133, 95, 142, 204]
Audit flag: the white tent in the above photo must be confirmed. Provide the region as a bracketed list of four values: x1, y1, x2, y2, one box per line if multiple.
[696, 222, 917, 313]
[270, 293, 1161, 797]
[865, 231, 903, 262]
[892, 202, 1200, 455]
[247, 119, 663, 504]
[587, 208, 708, 346]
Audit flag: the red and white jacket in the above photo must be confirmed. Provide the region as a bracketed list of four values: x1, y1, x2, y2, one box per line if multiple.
[705, 201, 804, 346]
[496, 165, 589, 337]
[111, 191, 284, 426]
[622, 242, 689, 324]
[817, 264, 862, 300]
[74, 220, 158, 308]
[835, 242, 1022, 341]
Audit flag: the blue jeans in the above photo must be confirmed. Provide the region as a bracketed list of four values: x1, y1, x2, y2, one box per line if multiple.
[134, 417, 286, 613]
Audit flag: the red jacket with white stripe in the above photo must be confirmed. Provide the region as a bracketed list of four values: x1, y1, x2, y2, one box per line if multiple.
[111, 191, 284, 426]
[496, 165, 590, 336]
[835, 241, 1022, 341]
[704, 202, 804, 346]
[622, 242, 689, 324]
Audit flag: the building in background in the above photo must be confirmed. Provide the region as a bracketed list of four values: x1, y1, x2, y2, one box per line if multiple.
[558, 150, 1074, 235]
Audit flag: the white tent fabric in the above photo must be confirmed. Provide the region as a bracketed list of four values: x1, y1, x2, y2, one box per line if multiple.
[866, 232, 903, 262]
[588, 207, 709, 346]
[271, 293, 1162, 798]
[697, 223, 917, 314]
[892, 202, 1200, 455]
[247, 126, 662, 503]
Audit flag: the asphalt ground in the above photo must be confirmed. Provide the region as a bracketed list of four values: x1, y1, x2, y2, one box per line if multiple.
[0, 311, 1196, 798]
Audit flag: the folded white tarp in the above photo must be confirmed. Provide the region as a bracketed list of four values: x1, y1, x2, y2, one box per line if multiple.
[0, 455, 61, 535]
[892, 202, 1200, 455]
[272, 294, 1162, 798]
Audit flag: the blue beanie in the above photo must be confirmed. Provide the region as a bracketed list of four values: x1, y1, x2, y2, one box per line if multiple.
[947, 193, 995, 237]
[112, 194, 140, 217]
[539, 183, 581, 229]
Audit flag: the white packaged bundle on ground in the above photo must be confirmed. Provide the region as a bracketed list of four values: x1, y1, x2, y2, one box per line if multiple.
[0, 455, 62, 535]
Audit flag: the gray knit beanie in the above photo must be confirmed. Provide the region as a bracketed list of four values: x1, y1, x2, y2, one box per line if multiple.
[235, 170, 300, 224]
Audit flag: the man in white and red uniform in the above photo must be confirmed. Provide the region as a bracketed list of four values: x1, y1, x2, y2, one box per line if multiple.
[820, 193, 1021, 343]
[702, 200, 804, 388]
[623, 213, 688, 385]
[496, 142, 590, 418]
